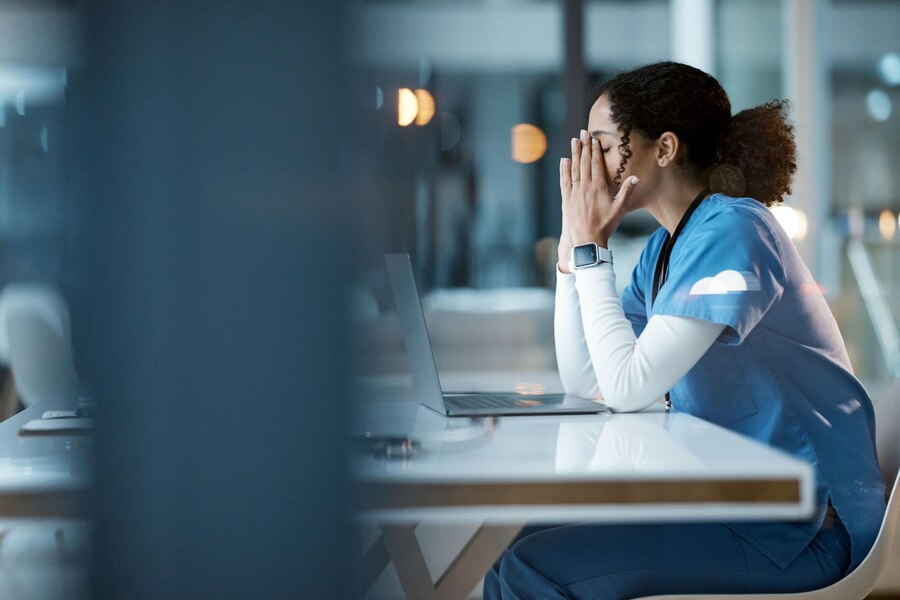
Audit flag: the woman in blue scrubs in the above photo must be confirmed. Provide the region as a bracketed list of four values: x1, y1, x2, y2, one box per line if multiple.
[483, 62, 885, 599]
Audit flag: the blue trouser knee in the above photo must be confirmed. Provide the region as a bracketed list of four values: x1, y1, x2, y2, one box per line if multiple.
[483, 520, 849, 600]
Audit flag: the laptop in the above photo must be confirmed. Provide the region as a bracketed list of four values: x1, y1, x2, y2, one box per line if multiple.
[384, 253, 608, 417]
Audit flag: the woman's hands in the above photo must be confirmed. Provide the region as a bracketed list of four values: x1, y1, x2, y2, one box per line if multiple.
[557, 129, 639, 273]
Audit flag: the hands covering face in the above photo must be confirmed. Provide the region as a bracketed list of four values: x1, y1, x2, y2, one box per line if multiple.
[557, 129, 639, 272]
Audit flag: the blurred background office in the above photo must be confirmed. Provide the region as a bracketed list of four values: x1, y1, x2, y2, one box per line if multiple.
[354, 0, 900, 391]
[351, 0, 900, 597]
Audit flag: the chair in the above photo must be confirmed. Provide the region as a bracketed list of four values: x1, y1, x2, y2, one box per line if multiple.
[632, 381, 900, 600]
[0, 283, 82, 409]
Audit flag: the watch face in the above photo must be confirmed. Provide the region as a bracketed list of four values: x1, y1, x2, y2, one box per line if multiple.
[573, 244, 598, 267]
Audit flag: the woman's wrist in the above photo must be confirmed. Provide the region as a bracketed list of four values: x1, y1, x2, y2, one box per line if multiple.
[571, 236, 610, 249]
[558, 243, 573, 274]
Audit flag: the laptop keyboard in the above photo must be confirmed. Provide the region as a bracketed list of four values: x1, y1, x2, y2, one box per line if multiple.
[444, 394, 541, 409]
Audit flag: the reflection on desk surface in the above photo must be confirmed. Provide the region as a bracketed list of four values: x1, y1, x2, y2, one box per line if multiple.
[354, 402, 809, 483]
[0, 397, 92, 525]
[555, 417, 704, 474]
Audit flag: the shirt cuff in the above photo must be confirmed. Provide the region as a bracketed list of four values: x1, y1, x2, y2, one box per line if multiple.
[556, 260, 575, 277]
[573, 261, 615, 280]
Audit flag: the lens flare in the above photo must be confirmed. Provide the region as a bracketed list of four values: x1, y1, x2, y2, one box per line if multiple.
[511, 123, 547, 164]
[397, 88, 418, 126]
[879, 209, 896, 240]
[771, 204, 808, 241]
[414, 89, 435, 126]
[866, 89, 892, 122]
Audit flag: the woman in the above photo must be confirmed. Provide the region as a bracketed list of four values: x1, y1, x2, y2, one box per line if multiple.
[483, 62, 885, 599]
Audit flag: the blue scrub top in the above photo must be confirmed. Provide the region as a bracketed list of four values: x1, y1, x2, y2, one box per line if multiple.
[621, 193, 886, 572]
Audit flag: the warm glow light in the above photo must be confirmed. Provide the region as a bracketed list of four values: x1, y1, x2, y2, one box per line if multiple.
[879, 209, 896, 240]
[414, 89, 435, 125]
[795, 209, 808, 240]
[511, 123, 547, 163]
[801, 281, 828, 295]
[397, 88, 418, 126]
[514, 382, 547, 396]
[771, 204, 808, 241]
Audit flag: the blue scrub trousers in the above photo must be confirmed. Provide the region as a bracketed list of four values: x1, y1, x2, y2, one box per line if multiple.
[483, 517, 850, 600]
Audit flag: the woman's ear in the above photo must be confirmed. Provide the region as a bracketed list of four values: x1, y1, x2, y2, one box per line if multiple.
[656, 131, 680, 167]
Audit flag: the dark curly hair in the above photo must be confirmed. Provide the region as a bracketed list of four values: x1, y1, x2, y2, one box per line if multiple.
[594, 62, 797, 207]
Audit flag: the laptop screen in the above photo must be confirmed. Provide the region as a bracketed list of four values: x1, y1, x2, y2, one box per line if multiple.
[383, 254, 448, 414]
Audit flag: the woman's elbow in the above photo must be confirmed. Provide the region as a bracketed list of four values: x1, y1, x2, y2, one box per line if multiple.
[598, 386, 661, 412]
[597, 362, 662, 412]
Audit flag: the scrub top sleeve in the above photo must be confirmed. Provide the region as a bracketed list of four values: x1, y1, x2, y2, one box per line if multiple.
[651, 208, 785, 346]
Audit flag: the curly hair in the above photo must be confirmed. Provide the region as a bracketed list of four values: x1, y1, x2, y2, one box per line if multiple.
[594, 62, 796, 206]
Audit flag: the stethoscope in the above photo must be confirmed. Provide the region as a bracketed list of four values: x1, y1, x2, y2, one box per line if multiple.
[651, 188, 710, 410]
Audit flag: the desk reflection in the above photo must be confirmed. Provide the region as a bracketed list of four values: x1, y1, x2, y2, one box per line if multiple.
[555, 414, 705, 474]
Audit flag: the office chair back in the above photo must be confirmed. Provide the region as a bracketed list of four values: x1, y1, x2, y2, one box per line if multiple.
[632, 382, 900, 600]
[876, 380, 900, 489]
[0, 284, 81, 407]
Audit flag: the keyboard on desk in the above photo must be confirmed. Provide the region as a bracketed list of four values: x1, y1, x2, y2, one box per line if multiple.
[443, 394, 564, 409]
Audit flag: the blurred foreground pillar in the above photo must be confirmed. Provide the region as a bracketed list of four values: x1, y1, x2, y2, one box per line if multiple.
[73, 2, 354, 598]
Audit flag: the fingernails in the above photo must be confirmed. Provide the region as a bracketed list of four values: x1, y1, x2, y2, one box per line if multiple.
[571, 138, 578, 147]
[630, 176, 640, 185]
[580, 129, 589, 141]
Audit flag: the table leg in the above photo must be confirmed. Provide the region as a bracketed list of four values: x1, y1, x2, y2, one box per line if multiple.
[381, 524, 437, 599]
[366, 522, 523, 600]
[432, 523, 523, 599]
[362, 531, 392, 592]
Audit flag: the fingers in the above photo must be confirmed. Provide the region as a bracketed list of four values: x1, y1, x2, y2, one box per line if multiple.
[570, 137, 581, 184]
[614, 175, 641, 206]
[590, 137, 603, 182]
[579, 130, 591, 184]
[559, 158, 572, 202]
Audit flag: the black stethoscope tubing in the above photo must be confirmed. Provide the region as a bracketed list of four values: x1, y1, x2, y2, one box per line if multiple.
[651, 188, 709, 408]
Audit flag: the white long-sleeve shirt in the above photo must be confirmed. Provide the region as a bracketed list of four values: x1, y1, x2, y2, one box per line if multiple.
[555, 262, 725, 412]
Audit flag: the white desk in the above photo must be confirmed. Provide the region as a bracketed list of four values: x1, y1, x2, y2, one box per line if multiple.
[0, 397, 90, 518]
[354, 371, 816, 600]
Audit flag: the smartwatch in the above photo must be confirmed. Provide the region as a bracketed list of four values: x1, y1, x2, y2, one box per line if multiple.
[572, 242, 613, 270]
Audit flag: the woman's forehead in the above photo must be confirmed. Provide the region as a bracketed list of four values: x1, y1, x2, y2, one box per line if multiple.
[588, 96, 618, 136]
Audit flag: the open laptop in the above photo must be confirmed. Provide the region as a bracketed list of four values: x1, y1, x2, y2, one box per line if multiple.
[384, 253, 608, 417]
